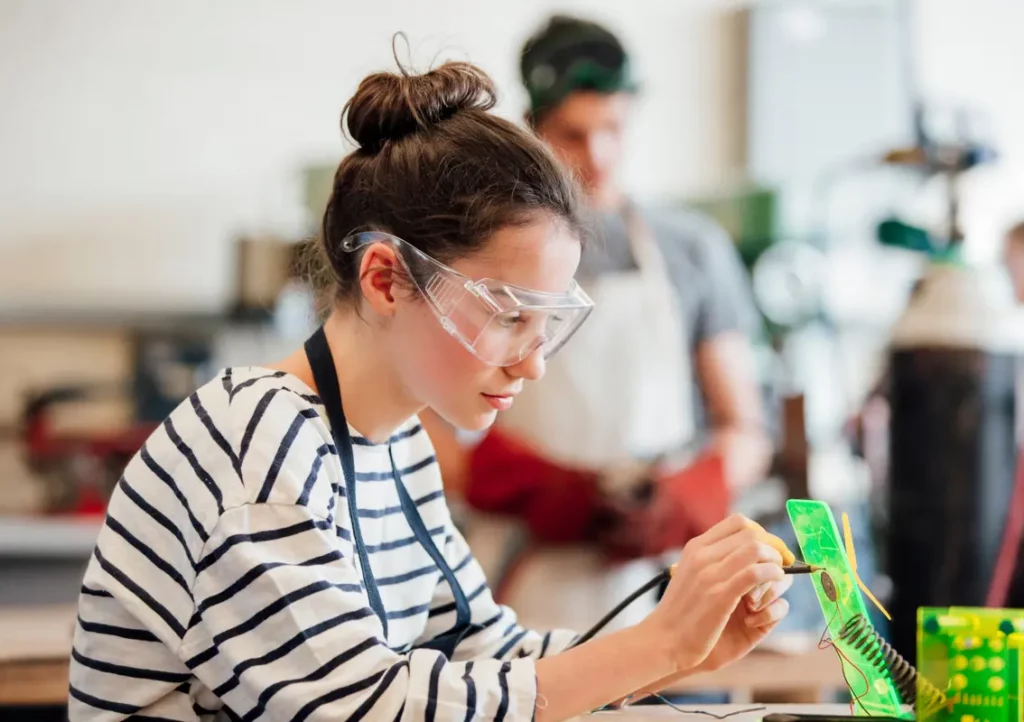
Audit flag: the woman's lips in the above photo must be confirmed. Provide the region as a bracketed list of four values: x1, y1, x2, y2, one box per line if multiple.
[481, 393, 514, 411]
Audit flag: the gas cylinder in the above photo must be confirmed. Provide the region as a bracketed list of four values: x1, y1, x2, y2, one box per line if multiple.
[887, 259, 1024, 663]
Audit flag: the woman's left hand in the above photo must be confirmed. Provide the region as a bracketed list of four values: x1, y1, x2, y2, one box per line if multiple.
[693, 575, 793, 673]
[608, 575, 792, 709]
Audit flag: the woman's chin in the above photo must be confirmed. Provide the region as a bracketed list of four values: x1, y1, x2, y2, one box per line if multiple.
[433, 403, 498, 434]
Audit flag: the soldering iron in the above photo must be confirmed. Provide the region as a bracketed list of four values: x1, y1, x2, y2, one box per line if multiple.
[570, 559, 821, 647]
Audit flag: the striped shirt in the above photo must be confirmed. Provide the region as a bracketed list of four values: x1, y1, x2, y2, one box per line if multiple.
[70, 366, 577, 721]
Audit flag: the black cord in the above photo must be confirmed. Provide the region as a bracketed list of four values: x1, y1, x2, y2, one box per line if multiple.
[570, 570, 670, 648]
[654, 695, 767, 719]
[577, 572, 772, 719]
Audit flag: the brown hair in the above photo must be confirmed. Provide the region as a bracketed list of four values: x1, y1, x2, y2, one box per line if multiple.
[314, 55, 584, 305]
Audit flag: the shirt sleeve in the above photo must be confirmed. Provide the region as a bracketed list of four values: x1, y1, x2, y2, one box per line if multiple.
[181, 502, 543, 722]
[424, 522, 579, 663]
[687, 219, 760, 345]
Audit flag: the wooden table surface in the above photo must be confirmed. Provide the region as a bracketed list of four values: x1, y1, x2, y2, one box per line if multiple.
[667, 641, 845, 702]
[0, 604, 76, 706]
[590, 703, 854, 720]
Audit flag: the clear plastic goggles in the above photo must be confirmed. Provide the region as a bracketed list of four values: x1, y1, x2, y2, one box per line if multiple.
[341, 231, 594, 367]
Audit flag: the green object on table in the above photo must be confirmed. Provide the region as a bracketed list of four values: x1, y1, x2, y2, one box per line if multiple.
[917, 606, 1024, 722]
[786, 499, 910, 719]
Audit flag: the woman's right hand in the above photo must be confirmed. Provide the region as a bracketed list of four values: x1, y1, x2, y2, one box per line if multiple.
[640, 513, 792, 673]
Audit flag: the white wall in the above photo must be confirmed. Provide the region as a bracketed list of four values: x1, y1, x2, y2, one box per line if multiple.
[912, 0, 1024, 261]
[0, 0, 745, 314]
[1, 0, 1022, 315]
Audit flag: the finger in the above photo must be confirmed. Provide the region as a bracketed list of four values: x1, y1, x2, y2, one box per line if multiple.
[699, 526, 767, 566]
[747, 576, 793, 612]
[692, 513, 752, 547]
[724, 560, 786, 600]
[746, 582, 769, 610]
[745, 597, 790, 628]
[717, 535, 784, 576]
[744, 519, 797, 566]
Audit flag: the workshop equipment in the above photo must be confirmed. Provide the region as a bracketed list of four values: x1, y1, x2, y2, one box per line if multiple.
[888, 264, 1024, 665]
[21, 384, 157, 514]
[232, 236, 305, 320]
[883, 105, 1024, 665]
[917, 606, 1024, 722]
[788, 499, 908, 719]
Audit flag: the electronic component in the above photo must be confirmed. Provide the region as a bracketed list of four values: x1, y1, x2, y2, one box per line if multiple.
[917, 606, 1024, 722]
[837, 614, 947, 715]
[786, 499, 910, 718]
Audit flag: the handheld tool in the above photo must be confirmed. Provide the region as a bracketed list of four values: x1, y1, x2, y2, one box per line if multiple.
[571, 520, 817, 647]
[783, 561, 822, 575]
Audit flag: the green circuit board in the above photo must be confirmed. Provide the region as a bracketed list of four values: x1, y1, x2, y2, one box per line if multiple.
[787, 499, 910, 718]
[918, 606, 1024, 722]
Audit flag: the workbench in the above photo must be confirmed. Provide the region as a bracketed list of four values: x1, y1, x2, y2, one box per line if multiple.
[0, 604, 847, 709]
[591, 704, 853, 719]
[0, 604, 75, 707]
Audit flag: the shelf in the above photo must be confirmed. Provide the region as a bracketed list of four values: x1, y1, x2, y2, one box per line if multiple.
[0, 515, 101, 558]
[0, 308, 274, 333]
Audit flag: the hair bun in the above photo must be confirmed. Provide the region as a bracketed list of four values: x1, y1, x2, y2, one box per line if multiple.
[344, 61, 498, 153]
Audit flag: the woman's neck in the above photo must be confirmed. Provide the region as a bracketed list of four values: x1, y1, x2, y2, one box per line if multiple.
[271, 310, 422, 444]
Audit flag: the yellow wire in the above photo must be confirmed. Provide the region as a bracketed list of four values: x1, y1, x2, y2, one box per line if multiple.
[842, 511, 891, 621]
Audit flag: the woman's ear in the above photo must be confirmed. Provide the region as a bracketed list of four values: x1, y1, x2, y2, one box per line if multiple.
[357, 243, 399, 317]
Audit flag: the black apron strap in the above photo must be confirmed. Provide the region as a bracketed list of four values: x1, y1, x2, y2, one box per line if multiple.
[391, 447, 472, 632]
[305, 326, 389, 637]
[304, 326, 474, 656]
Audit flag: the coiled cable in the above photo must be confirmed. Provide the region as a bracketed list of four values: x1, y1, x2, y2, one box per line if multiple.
[836, 614, 948, 713]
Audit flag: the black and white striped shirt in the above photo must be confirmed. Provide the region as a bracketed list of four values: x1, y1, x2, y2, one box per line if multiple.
[70, 367, 576, 721]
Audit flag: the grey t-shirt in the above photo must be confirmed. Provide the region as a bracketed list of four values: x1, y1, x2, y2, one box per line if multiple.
[577, 205, 760, 427]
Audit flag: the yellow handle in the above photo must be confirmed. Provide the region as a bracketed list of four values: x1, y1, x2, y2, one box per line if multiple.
[668, 518, 796, 577]
[745, 518, 797, 566]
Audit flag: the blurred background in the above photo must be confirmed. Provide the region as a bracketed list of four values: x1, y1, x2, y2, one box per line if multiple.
[1, 0, 1023, 715]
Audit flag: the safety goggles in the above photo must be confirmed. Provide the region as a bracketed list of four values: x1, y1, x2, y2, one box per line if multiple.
[524, 37, 638, 114]
[341, 231, 594, 367]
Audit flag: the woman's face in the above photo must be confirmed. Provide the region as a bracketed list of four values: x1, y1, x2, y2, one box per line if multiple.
[387, 217, 582, 432]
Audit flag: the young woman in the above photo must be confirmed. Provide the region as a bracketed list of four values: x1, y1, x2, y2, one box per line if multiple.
[69, 59, 793, 722]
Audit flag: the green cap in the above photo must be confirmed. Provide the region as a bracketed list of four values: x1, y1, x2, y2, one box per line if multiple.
[520, 15, 639, 117]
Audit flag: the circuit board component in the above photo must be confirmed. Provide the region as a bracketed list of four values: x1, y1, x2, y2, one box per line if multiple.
[787, 499, 910, 718]
[918, 606, 1024, 722]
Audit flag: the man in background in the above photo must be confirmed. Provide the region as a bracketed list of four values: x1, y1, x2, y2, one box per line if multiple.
[424, 15, 772, 635]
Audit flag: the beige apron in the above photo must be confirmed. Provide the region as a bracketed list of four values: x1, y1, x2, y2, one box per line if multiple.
[480, 206, 695, 634]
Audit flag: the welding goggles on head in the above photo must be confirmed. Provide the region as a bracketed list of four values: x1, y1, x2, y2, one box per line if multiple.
[341, 231, 594, 367]
[521, 16, 640, 116]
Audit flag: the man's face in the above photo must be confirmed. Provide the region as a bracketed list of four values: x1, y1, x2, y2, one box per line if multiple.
[534, 91, 631, 210]
[1005, 234, 1024, 303]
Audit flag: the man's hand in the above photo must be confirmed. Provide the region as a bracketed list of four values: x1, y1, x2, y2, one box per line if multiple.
[696, 332, 773, 491]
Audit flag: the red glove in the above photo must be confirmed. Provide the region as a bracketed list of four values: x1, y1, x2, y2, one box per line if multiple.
[641, 451, 731, 555]
[465, 428, 603, 544]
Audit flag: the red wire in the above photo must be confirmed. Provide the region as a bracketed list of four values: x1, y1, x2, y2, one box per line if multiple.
[819, 601, 872, 714]
[986, 448, 1024, 607]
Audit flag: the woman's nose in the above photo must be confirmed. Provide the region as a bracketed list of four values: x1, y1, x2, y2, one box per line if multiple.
[505, 347, 546, 381]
